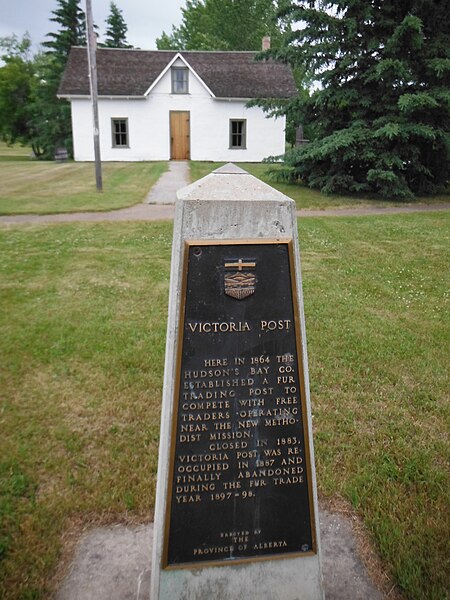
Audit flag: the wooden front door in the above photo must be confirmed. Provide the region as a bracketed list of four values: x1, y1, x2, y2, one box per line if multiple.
[170, 111, 190, 160]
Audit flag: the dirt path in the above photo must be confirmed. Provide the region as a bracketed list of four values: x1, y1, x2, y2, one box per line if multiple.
[0, 203, 176, 225]
[297, 203, 450, 217]
[0, 198, 448, 226]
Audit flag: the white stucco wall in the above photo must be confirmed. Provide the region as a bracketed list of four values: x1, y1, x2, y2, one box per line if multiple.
[69, 60, 286, 162]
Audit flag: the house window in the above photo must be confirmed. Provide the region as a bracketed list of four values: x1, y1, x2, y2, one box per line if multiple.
[229, 119, 246, 149]
[112, 118, 128, 147]
[172, 67, 189, 94]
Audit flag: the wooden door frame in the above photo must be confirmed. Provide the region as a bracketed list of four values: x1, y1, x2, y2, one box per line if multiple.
[169, 110, 190, 160]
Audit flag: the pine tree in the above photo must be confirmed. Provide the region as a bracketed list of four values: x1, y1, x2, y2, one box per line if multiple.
[33, 0, 86, 159]
[268, 1, 450, 198]
[103, 1, 131, 48]
[43, 0, 86, 66]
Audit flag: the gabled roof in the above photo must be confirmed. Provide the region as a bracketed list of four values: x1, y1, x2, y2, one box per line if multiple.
[58, 47, 297, 99]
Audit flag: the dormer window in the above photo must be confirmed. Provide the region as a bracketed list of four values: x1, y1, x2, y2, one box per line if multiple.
[172, 67, 189, 94]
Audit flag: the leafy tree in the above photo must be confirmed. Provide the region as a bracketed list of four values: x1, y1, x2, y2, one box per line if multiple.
[32, 0, 87, 159]
[156, 0, 288, 51]
[0, 34, 35, 148]
[267, 1, 450, 198]
[0, 33, 33, 61]
[102, 1, 131, 48]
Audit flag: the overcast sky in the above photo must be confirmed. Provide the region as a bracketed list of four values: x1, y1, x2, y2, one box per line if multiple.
[0, 0, 185, 51]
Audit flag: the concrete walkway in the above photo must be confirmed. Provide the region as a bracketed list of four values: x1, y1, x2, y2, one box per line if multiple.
[146, 160, 190, 204]
[55, 509, 384, 600]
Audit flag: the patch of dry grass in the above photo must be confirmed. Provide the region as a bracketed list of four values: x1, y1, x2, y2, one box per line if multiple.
[0, 161, 167, 215]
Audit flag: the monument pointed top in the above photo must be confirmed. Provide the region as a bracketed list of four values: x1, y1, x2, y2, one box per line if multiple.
[177, 162, 293, 204]
[213, 163, 247, 174]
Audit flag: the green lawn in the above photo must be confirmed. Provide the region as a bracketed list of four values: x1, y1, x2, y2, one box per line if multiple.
[1, 152, 449, 216]
[190, 161, 450, 210]
[0, 161, 167, 215]
[0, 213, 448, 600]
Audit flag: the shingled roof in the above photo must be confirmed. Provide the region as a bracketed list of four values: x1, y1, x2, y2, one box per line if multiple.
[58, 47, 297, 99]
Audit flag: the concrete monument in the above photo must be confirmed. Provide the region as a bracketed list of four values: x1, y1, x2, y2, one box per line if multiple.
[151, 164, 324, 600]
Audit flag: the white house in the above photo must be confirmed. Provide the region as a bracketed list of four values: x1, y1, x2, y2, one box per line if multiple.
[58, 48, 297, 162]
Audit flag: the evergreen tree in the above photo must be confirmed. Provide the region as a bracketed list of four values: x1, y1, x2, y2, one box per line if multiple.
[103, 1, 131, 48]
[156, 0, 288, 51]
[43, 0, 86, 66]
[33, 0, 86, 159]
[268, 1, 450, 198]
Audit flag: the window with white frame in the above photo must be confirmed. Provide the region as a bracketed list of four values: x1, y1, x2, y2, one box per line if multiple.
[111, 118, 128, 147]
[171, 67, 189, 94]
[229, 119, 246, 149]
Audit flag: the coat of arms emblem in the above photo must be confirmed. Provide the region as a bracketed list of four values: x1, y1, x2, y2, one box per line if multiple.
[224, 258, 256, 300]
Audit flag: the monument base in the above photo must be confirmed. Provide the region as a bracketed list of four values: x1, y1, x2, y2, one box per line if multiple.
[158, 556, 322, 600]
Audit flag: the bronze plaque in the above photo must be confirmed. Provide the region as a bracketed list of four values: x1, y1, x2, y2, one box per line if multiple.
[164, 240, 316, 567]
